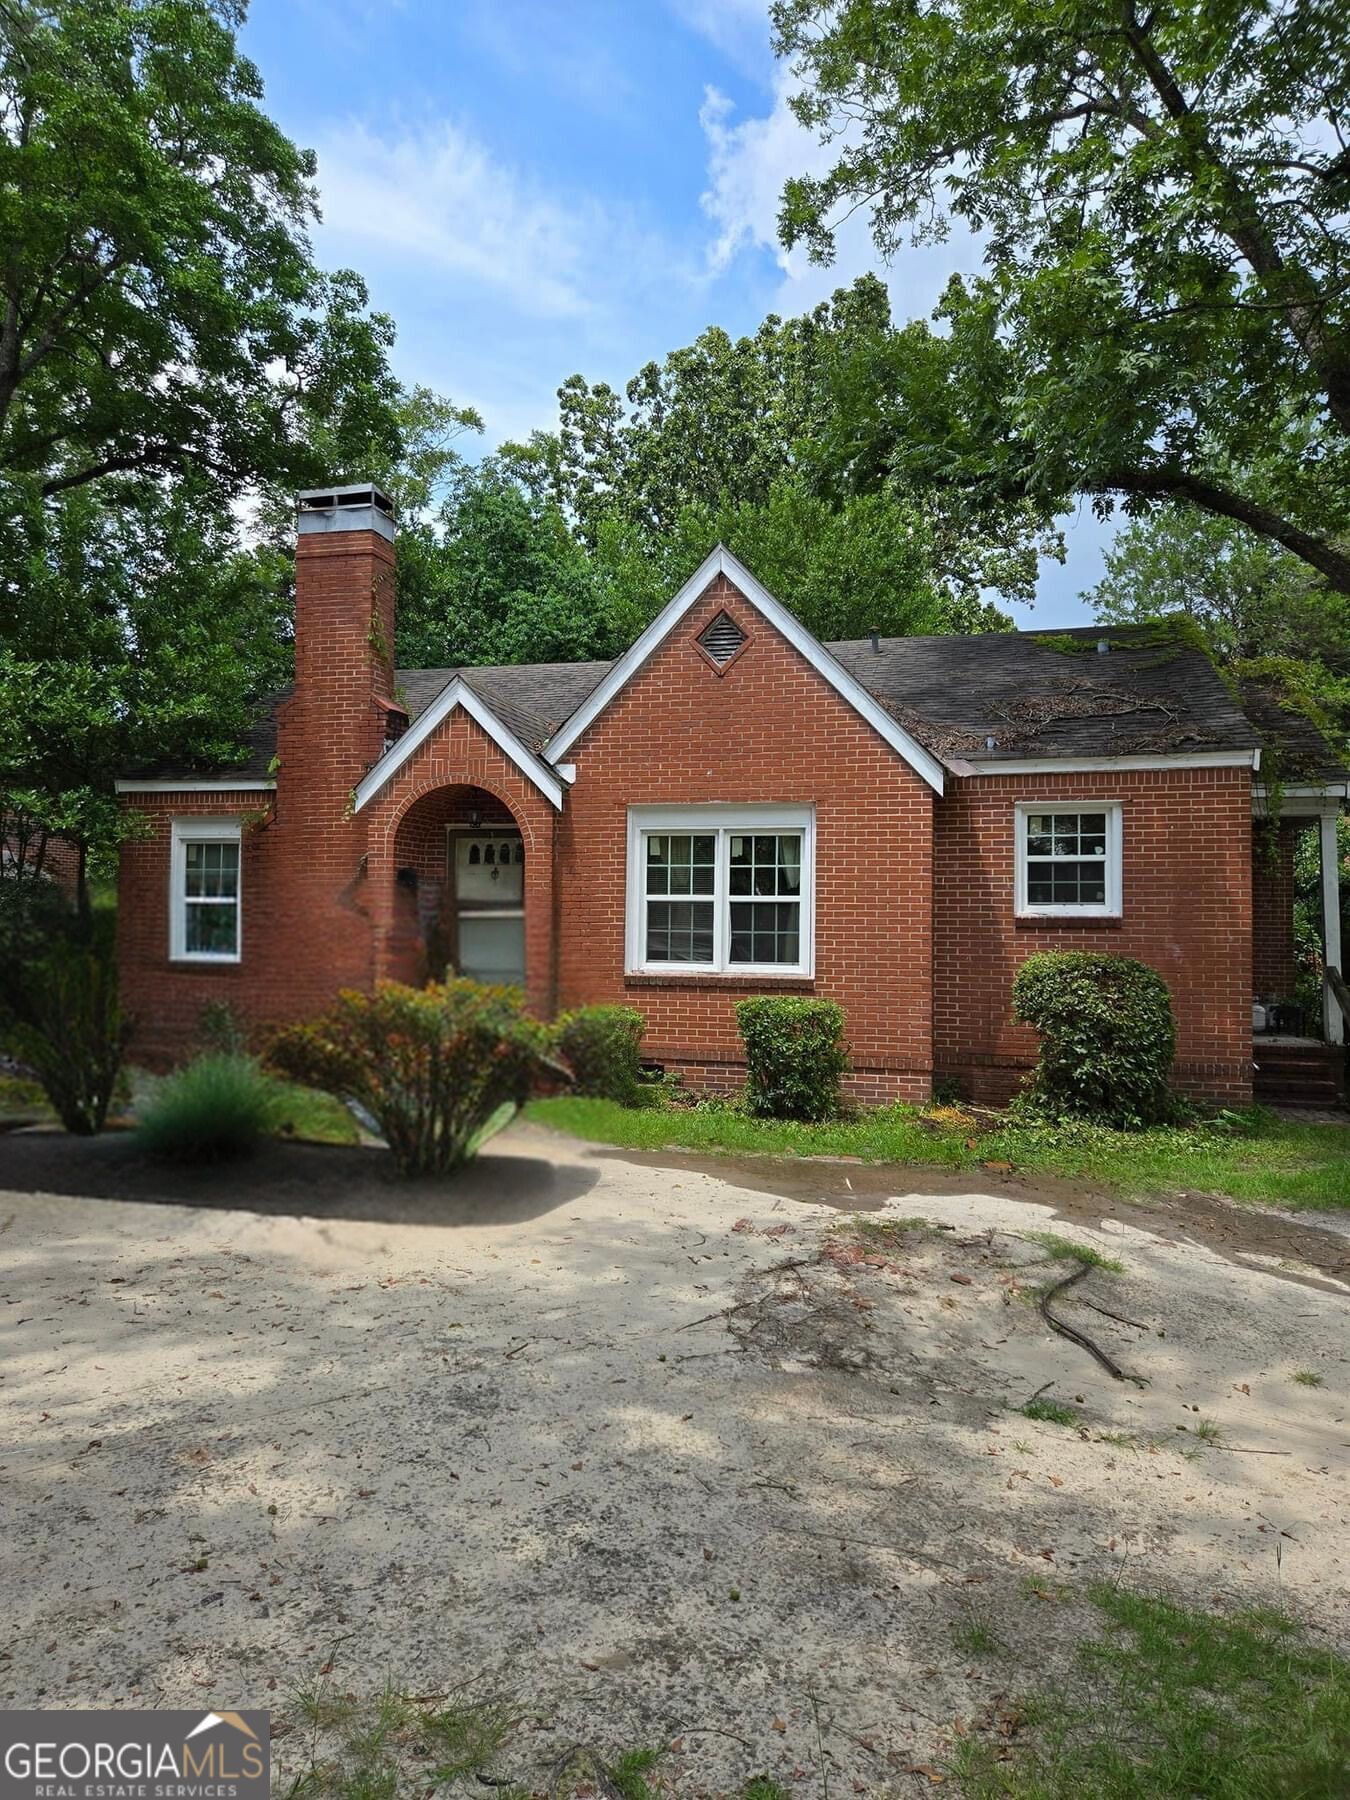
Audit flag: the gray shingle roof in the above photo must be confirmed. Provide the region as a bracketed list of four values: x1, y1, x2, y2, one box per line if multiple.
[122, 624, 1345, 785]
[399, 661, 612, 754]
[827, 624, 1259, 762]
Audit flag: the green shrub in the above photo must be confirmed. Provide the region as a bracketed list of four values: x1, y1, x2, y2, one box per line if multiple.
[136, 1053, 287, 1161]
[557, 1005, 645, 1103]
[4, 934, 128, 1134]
[267, 979, 563, 1177]
[735, 995, 848, 1122]
[1012, 952, 1177, 1128]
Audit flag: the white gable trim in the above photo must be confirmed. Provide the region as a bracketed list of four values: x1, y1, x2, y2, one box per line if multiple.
[353, 677, 564, 812]
[963, 750, 1261, 776]
[543, 545, 946, 795]
[115, 778, 276, 794]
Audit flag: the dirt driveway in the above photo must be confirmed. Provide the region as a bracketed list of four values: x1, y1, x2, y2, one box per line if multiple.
[1, 1123, 1347, 1794]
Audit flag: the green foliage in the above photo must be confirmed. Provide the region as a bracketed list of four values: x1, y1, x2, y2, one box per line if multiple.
[953, 1583, 1350, 1798]
[530, 1091, 1350, 1210]
[504, 277, 1054, 621]
[135, 1053, 288, 1162]
[556, 1005, 645, 1104]
[1088, 508, 1350, 702]
[774, 0, 1350, 595]
[736, 995, 848, 1122]
[1012, 953, 1178, 1129]
[1020, 1397, 1080, 1427]
[0, 0, 399, 502]
[267, 979, 561, 1177]
[2, 929, 127, 1133]
[1024, 1232, 1125, 1274]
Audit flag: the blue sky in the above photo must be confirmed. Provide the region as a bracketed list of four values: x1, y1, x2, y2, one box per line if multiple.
[241, 0, 1109, 625]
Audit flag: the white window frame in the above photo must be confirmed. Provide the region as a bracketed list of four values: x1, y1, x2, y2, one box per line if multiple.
[626, 804, 815, 977]
[1014, 802, 1122, 919]
[170, 819, 243, 963]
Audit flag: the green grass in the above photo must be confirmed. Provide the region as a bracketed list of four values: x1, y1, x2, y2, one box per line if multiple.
[956, 1616, 1004, 1657]
[0, 1071, 53, 1122]
[1024, 1231, 1125, 1273]
[953, 1583, 1350, 1797]
[1021, 1397, 1080, 1427]
[528, 1096, 1350, 1211]
[1294, 1369, 1325, 1388]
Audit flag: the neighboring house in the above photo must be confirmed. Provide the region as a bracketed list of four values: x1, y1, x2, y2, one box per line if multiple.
[116, 485, 1349, 1106]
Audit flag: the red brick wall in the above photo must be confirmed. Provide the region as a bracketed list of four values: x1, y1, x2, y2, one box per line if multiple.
[361, 711, 558, 1016]
[119, 526, 399, 1062]
[117, 791, 284, 1063]
[555, 572, 936, 1101]
[933, 767, 1254, 1105]
[1252, 820, 1300, 999]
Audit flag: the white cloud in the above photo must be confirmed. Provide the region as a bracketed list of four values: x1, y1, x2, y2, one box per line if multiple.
[699, 73, 974, 321]
[667, 0, 773, 78]
[312, 118, 605, 320]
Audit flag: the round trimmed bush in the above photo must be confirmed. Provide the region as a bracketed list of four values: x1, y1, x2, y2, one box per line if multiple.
[557, 1005, 645, 1103]
[736, 995, 848, 1122]
[1011, 952, 1177, 1128]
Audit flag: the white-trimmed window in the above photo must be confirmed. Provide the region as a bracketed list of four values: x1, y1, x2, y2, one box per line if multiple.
[1015, 803, 1122, 918]
[171, 820, 242, 961]
[626, 805, 814, 976]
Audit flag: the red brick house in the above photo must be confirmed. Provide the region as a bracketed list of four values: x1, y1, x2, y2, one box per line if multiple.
[116, 485, 1349, 1107]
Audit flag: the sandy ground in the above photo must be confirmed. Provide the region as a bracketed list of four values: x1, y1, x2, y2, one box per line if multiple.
[1, 1122, 1347, 1795]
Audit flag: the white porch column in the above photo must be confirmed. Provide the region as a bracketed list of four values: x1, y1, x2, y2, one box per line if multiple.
[1322, 809, 1344, 1045]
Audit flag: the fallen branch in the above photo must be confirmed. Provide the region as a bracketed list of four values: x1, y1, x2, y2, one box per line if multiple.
[675, 1255, 815, 1331]
[1039, 1263, 1142, 1384]
[1075, 1295, 1150, 1331]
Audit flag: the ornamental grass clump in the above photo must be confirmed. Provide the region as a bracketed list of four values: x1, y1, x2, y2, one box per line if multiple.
[267, 979, 563, 1176]
[136, 1053, 288, 1161]
[1012, 951, 1177, 1129]
[736, 995, 849, 1122]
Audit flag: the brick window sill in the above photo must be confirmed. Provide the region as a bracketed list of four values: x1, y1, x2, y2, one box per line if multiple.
[1013, 913, 1123, 930]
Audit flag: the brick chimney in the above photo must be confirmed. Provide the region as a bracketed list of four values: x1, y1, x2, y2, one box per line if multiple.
[293, 483, 398, 762]
[270, 483, 398, 1004]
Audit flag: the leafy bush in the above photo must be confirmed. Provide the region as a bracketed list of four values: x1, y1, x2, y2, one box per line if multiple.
[267, 979, 563, 1176]
[136, 1053, 288, 1161]
[3, 933, 128, 1134]
[197, 999, 251, 1057]
[1012, 952, 1177, 1128]
[557, 1005, 645, 1103]
[735, 995, 848, 1122]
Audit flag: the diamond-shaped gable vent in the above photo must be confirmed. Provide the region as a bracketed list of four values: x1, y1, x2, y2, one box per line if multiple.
[698, 611, 747, 666]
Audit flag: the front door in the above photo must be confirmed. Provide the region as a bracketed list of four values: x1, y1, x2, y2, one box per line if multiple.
[451, 831, 525, 987]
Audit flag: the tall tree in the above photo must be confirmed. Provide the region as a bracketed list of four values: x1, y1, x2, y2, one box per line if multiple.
[0, 476, 291, 908]
[507, 277, 1056, 610]
[774, 0, 1350, 592]
[1088, 507, 1350, 675]
[0, 0, 402, 499]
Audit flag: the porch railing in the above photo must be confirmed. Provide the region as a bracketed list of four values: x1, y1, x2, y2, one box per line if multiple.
[1327, 964, 1350, 1034]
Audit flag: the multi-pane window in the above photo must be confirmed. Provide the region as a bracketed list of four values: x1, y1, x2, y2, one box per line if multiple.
[629, 809, 813, 974]
[1015, 804, 1121, 917]
[171, 822, 242, 960]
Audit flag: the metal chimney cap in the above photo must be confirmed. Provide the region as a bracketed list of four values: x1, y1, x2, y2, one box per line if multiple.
[296, 482, 396, 540]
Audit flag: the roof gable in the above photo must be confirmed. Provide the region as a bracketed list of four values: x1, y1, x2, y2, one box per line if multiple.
[352, 676, 565, 812]
[544, 545, 946, 794]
